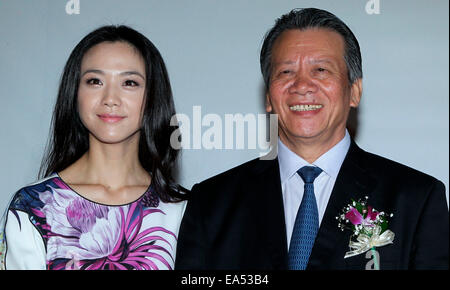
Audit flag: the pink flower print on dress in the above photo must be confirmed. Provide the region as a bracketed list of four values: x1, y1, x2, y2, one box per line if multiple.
[36, 178, 176, 270]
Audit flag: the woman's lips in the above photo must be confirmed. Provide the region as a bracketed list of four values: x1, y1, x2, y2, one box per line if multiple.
[97, 114, 126, 123]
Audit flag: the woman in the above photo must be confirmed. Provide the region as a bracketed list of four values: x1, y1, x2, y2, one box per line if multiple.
[0, 25, 188, 270]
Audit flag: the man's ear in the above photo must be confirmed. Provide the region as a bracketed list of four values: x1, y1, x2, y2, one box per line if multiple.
[350, 78, 362, 108]
[265, 92, 272, 113]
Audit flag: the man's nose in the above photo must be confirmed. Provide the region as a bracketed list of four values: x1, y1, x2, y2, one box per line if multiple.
[288, 73, 318, 95]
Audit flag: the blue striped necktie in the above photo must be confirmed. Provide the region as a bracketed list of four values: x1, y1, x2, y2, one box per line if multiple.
[288, 166, 322, 270]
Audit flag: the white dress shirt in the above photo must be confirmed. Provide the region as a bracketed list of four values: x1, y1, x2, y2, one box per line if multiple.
[277, 130, 351, 250]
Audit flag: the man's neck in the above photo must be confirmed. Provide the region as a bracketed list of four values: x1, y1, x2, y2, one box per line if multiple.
[279, 130, 347, 163]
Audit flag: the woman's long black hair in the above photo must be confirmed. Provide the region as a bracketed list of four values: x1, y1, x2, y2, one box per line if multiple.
[39, 25, 187, 202]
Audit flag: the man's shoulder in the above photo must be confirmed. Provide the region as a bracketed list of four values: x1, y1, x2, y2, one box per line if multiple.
[193, 157, 278, 191]
[355, 145, 443, 186]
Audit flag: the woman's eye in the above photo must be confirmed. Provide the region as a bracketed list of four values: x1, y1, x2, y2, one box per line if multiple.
[124, 80, 139, 87]
[86, 78, 102, 85]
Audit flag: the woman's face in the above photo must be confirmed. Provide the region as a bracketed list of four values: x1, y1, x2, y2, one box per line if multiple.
[77, 41, 146, 145]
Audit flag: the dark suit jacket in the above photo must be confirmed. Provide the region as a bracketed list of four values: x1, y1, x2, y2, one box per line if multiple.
[175, 141, 449, 270]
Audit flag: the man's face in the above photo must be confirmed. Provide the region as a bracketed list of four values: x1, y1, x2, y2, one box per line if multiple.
[266, 28, 361, 152]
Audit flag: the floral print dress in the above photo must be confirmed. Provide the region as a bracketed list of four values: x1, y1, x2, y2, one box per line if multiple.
[0, 174, 186, 270]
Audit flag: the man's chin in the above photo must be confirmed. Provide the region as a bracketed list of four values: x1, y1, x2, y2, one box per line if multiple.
[279, 131, 321, 148]
[283, 128, 323, 140]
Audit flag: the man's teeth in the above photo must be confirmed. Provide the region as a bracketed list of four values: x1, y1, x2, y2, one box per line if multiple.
[289, 104, 323, 111]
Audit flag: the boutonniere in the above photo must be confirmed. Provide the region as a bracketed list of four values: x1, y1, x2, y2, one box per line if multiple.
[336, 197, 395, 269]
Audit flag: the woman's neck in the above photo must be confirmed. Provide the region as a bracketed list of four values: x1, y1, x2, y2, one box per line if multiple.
[59, 134, 150, 191]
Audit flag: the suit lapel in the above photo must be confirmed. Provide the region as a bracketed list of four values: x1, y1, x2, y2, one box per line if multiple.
[250, 158, 288, 270]
[308, 141, 378, 269]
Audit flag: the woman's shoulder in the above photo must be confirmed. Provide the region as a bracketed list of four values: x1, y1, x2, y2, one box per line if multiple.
[8, 174, 62, 212]
[152, 193, 188, 222]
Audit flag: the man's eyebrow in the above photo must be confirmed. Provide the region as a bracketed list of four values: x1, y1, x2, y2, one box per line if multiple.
[309, 58, 336, 65]
[272, 58, 337, 66]
[272, 60, 296, 66]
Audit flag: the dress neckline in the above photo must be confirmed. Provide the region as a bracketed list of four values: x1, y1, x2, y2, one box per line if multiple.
[53, 172, 155, 207]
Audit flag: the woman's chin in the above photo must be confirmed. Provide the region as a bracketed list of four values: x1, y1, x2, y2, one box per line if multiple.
[88, 131, 141, 146]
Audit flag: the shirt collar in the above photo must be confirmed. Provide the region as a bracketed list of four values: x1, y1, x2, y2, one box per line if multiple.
[278, 130, 351, 183]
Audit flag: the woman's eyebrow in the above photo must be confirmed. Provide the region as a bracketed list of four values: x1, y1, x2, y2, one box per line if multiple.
[81, 69, 104, 76]
[81, 69, 145, 79]
[120, 71, 145, 79]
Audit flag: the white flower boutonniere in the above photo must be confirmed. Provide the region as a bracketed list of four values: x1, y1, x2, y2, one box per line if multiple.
[336, 197, 395, 270]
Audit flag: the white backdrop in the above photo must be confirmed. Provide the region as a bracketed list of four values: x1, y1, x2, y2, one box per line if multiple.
[0, 0, 448, 214]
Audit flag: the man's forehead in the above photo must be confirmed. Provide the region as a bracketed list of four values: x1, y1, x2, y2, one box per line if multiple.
[271, 29, 345, 64]
[273, 28, 345, 51]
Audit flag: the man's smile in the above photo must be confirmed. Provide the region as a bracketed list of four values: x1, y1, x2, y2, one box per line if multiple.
[289, 104, 323, 112]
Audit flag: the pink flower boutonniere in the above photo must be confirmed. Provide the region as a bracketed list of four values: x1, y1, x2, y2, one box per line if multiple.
[336, 197, 395, 269]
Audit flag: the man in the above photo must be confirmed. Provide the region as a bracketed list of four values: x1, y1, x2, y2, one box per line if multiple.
[175, 8, 448, 270]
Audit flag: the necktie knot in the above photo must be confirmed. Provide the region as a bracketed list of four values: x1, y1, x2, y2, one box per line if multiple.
[297, 166, 322, 184]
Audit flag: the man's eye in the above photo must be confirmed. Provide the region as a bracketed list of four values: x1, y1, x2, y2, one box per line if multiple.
[124, 80, 139, 87]
[278, 70, 293, 77]
[86, 78, 102, 85]
[317, 67, 326, 72]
